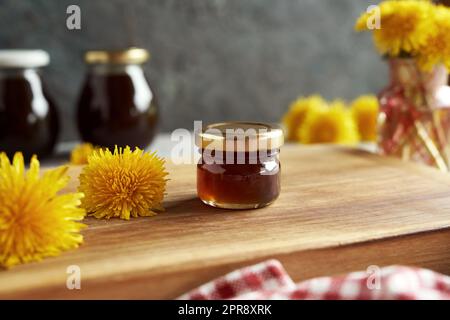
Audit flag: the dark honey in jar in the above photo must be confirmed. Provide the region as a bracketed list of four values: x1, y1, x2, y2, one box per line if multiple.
[0, 50, 59, 158]
[77, 48, 158, 149]
[197, 122, 284, 209]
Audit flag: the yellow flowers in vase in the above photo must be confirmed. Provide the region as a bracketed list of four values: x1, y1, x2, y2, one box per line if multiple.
[356, 0, 450, 171]
[355, 0, 450, 71]
[282, 95, 379, 145]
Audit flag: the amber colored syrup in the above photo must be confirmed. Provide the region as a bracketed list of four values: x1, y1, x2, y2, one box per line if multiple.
[197, 150, 281, 207]
[77, 72, 158, 149]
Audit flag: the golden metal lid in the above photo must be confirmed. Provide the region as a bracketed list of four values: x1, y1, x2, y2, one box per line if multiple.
[197, 122, 284, 152]
[84, 47, 150, 64]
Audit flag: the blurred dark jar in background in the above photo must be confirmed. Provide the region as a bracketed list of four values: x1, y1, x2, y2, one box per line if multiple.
[77, 48, 159, 149]
[0, 50, 59, 158]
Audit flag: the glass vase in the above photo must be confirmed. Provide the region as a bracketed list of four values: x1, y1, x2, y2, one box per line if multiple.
[378, 58, 450, 172]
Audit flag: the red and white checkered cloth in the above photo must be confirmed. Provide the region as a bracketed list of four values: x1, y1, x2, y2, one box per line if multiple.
[178, 260, 450, 300]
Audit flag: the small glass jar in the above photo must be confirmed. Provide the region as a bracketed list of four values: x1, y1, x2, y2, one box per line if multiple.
[196, 122, 284, 209]
[77, 48, 158, 149]
[0, 50, 59, 158]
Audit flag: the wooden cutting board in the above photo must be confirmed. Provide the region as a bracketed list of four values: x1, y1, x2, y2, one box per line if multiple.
[1, 144, 450, 299]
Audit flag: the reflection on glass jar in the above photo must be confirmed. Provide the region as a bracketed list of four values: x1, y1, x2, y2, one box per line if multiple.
[77, 48, 158, 150]
[0, 50, 59, 158]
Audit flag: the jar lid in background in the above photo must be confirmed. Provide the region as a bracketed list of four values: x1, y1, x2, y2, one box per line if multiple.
[85, 47, 150, 65]
[0, 50, 50, 68]
[197, 122, 284, 152]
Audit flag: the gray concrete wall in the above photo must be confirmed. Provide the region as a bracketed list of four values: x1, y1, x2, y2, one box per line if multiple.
[0, 0, 385, 142]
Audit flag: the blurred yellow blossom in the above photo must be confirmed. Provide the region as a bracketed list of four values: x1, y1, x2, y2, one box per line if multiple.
[355, 0, 435, 56]
[417, 5, 450, 71]
[282, 95, 327, 141]
[70, 143, 96, 165]
[351, 95, 379, 142]
[299, 100, 359, 145]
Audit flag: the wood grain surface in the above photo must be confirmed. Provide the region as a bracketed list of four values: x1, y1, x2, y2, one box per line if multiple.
[1, 144, 450, 299]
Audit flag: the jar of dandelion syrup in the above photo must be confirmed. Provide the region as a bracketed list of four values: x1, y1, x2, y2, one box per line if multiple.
[77, 48, 158, 149]
[0, 50, 59, 158]
[196, 122, 284, 209]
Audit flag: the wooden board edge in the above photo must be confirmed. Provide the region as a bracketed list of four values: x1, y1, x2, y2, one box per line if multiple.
[2, 228, 449, 299]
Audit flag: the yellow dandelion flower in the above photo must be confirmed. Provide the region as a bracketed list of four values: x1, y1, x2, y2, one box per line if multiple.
[300, 100, 359, 145]
[355, 0, 435, 56]
[417, 5, 450, 71]
[70, 143, 96, 165]
[0, 153, 85, 268]
[282, 95, 328, 141]
[351, 95, 379, 142]
[78, 146, 168, 220]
